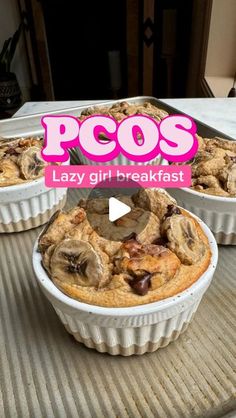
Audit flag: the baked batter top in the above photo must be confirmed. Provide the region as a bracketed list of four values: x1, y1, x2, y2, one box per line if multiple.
[80, 100, 168, 145]
[80, 101, 168, 122]
[189, 137, 236, 197]
[0, 136, 46, 187]
[38, 189, 211, 308]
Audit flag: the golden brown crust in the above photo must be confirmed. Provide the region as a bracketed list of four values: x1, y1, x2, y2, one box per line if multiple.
[53, 210, 211, 307]
[186, 136, 236, 197]
[80, 101, 168, 123]
[0, 136, 46, 187]
[39, 191, 211, 308]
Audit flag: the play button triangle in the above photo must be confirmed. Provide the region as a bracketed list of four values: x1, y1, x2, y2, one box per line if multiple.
[109, 197, 131, 222]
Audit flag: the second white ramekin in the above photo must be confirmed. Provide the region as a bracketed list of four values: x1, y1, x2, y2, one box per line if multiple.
[168, 188, 236, 245]
[32, 213, 218, 356]
[77, 151, 162, 166]
[0, 176, 67, 233]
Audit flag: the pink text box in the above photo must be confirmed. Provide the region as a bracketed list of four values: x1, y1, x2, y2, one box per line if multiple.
[45, 165, 191, 188]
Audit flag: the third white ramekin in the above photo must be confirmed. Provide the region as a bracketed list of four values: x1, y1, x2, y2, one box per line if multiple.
[0, 174, 67, 233]
[32, 213, 218, 356]
[168, 188, 236, 245]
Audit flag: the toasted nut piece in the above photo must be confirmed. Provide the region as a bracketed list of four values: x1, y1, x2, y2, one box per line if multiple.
[0, 158, 22, 186]
[115, 242, 180, 285]
[18, 146, 46, 180]
[18, 137, 43, 149]
[161, 214, 206, 265]
[50, 239, 105, 287]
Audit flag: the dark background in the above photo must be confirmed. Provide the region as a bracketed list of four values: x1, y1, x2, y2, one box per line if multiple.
[42, 0, 128, 100]
[38, 0, 194, 100]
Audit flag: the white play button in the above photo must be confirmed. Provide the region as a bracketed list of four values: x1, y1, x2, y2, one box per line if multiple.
[109, 197, 131, 222]
[85, 177, 150, 241]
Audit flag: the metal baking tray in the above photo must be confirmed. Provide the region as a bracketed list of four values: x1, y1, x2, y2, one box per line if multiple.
[0, 99, 236, 417]
[0, 96, 235, 140]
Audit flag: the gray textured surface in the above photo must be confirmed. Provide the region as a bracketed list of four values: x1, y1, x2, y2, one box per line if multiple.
[0, 188, 236, 418]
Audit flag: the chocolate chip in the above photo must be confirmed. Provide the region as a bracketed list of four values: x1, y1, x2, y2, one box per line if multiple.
[230, 156, 236, 163]
[129, 273, 152, 296]
[122, 232, 138, 242]
[152, 237, 168, 246]
[164, 205, 181, 218]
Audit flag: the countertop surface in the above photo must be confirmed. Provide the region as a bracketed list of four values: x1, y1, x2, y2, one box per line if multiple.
[14, 97, 236, 139]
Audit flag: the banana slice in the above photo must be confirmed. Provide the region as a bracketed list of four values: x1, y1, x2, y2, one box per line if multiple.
[79, 197, 109, 214]
[50, 239, 104, 287]
[161, 214, 205, 265]
[18, 146, 46, 180]
[42, 244, 56, 274]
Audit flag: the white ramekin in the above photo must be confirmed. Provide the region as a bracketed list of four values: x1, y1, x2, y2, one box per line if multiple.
[0, 176, 67, 233]
[32, 213, 218, 356]
[76, 150, 161, 166]
[168, 188, 236, 245]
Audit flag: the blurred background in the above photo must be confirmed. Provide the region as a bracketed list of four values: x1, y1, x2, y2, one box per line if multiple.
[0, 0, 235, 117]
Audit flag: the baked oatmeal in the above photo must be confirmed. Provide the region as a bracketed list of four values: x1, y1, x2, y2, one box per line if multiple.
[79, 101, 168, 142]
[80, 101, 168, 122]
[188, 137, 236, 197]
[38, 189, 211, 307]
[0, 136, 46, 187]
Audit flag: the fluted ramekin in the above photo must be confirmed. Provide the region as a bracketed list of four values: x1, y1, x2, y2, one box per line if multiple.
[77, 151, 161, 166]
[0, 175, 67, 233]
[32, 213, 218, 356]
[168, 188, 236, 245]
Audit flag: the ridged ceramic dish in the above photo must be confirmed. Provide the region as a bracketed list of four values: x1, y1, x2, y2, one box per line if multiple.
[76, 98, 166, 167]
[168, 188, 236, 245]
[77, 152, 162, 167]
[32, 213, 218, 356]
[0, 174, 67, 233]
